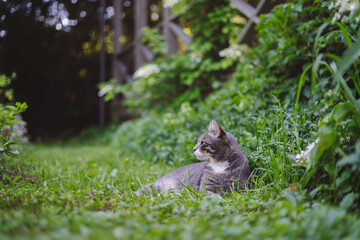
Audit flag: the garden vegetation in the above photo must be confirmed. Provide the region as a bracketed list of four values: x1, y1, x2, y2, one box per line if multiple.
[1, 0, 360, 239]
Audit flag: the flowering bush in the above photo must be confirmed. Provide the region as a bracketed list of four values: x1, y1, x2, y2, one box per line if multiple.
[100, 0, 241, 112]
[133, 64, 160, 79]
[328, 0, 360, 24]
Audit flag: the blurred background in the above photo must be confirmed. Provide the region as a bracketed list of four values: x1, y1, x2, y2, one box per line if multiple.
[1, 0, 115, 139]
[0, 0, 280, 141]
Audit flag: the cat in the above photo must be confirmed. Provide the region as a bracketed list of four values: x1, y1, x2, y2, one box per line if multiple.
[135, 120, 250, 196]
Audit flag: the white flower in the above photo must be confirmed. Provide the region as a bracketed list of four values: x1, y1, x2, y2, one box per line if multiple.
[163, 0, 179, 8]
[219, 45, 242, 59]
[98, 84, 113, 97]
[330, 0, 360, 24]
[133, 63, 160, 79]
[295, 138, 319, 163]
[349, 3, 357, 11]
[190, 52, 202, 63]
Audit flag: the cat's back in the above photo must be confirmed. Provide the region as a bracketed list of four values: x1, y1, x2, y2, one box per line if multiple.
[153, 162, 206, 191]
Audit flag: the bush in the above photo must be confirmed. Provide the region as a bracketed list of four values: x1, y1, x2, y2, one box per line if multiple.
[100, 0, 241, 112]
[0, 74, 27, 161]
[108, 0, 360, 211]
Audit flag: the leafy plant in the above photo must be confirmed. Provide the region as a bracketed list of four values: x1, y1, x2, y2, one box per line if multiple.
[0, 73, 16, 103]
[4, 1, 360, 238]
[300, 24, 360, 210]
[98, 0, 360, 214]
[100, 0, 242, 112]
[140, 27, 168, 57]
[106, 0, 360, 209]
[0, 74, 27, 161]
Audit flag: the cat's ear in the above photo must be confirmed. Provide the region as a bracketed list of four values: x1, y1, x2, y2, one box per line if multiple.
[209, 120, 225, 138]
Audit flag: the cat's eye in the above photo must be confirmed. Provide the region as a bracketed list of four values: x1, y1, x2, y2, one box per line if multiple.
[200, 141, 204, 145]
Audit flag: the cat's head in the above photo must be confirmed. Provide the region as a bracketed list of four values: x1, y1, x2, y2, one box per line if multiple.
[193, 120, 239, 162]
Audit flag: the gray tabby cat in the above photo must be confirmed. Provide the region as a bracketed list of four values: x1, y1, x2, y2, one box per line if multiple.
[136, 120, 249, 196]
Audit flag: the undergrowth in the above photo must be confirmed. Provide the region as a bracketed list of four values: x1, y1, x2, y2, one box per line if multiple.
[1, 0, 360, 239]
[110, 0, 360, 210]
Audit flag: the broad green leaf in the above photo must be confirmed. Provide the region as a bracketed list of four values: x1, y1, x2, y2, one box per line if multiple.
[3, 141, 15, 147]
[340, 192, 355, 210]
[309, 187, 319, 199]
[324, 163, 336, 176]
[332, 102, 352, 123]
[300, 167, 316, 187]
[335, 22, 352, 47]
[337, 153, 359, 167]
[5, 106, 16, 110]
[334, 38, 360, 114]
[5, 149, 19, 157]
[336, 171, 351, 188]
[311, 125, 337, 165]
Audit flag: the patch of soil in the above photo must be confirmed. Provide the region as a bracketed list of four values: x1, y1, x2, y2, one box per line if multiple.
[0, 167, 39, 185]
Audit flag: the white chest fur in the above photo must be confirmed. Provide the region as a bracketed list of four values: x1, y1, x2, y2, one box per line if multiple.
[207, 158, 229, 174]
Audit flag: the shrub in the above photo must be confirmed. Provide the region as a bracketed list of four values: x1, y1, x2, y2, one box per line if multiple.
[0, 74, 27, 161]
[300, 34, 360, 211]
[100, 0, 241, 112]
[108, 0, 360, 211]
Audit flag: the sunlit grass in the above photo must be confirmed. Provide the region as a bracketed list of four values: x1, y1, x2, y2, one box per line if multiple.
[1, 143, 360, 239]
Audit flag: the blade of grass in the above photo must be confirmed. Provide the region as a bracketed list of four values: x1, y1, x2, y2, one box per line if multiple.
[335, 22, 353, 47]
[295, 64, 312, 117]
[311, 54, 323, 97]
[333, 38, 360, 115]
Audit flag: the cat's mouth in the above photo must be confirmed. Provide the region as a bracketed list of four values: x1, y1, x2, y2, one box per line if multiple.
[194, 149, 210, 161]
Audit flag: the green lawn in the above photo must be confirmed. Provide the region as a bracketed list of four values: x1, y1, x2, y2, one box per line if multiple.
[1, 144, 360, 240]
[1, 1, 360, 239]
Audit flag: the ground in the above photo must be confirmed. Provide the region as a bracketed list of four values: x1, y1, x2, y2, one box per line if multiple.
[1, 144, 360, 240]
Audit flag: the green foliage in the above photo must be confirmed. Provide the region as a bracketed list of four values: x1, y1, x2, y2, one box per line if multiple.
[101, 0, 242, 112]
[177, 0, 241, 57]
[140, 27, 168, 57]
[67, 124, 120, 146]
[4, 0, 360, 238]
[108, 0, 360, 212]
[113, 102, 208, 165]
[1, 144, 360, 239]
[0, 74, 27, 161]
[300, 31, 360, 210]
[255, 1, 344, 103]
[0, 73, 16, 102]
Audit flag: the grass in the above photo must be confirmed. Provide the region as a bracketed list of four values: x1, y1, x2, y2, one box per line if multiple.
[1, 143, 360, 240]
[1, 1, 360, 239]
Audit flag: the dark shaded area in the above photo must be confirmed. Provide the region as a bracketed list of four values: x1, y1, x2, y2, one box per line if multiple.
[0, 0, 112, 140]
